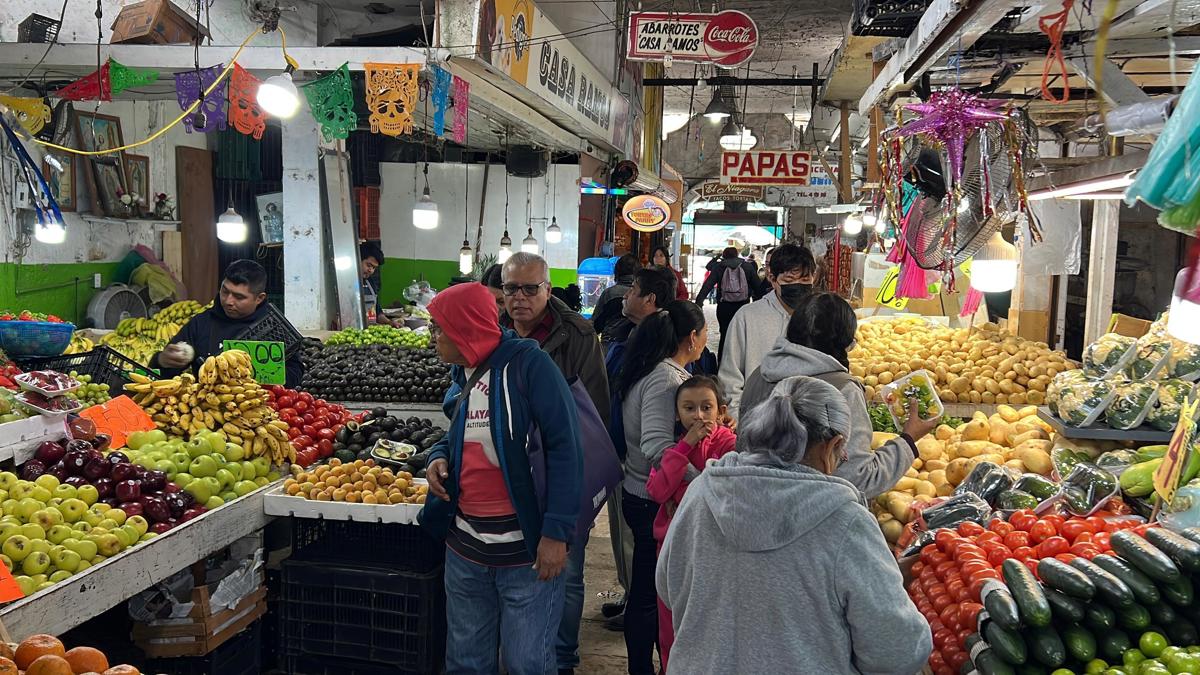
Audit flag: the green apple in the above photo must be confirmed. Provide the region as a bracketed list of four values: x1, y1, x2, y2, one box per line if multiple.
[154, 459, 176, 475]
[184, 480, 212, 504]
[31, 508, 62, 530]
[90, 502, 111, 514]
[204, 495, 224, 510]
[266, 471, 281, 482]
[29, 573, 46, 585]
[72, 521, 92, 534]
[222, 442, 245, 462]
[75, 559, 90, 572]
[48, 570, 72, 583]
[170, 452, 192, 475]
[29, 486, 51, 502]
[0, 554, 11, 571]
[172, 473, 194, 488]
[126, 515, 149, 537]
[9, 483, 32, 501]
[126, 431, 149, 450]
[0, 471, 18, 491]
[20, 551, 49, 575]
[76, 485, 99, 506]
[14, 575, 34, 596]
[233, 480, 258, 497]
[2, 535, 30, 562]
[139, 532, 158, 542]
[112, 527, 134, 548]
[146, 430, 167, 444]
[28, 539, 51, 556]
[81, 510, 103, 527]
[107, 509, 127, 526]
[240, 461, 257, 480]
[0, 489, 9, 503]
[214, 468, 235, 490]
[0, 516, 18, 527]
[96, 519, 119, 531]
[0, 522, 19, 543]
[46, 525, 73, 544]
[254, 476, 269, 487]
[1, 498, 18, 516]
[51, 546, 80, 572]
[51, 484, 76, 501]
[95, 533, 121, 556]
[59, 499, 87, 523]
[219, 491, 237, 503]
[15, 498, 41, 521]
[186, 437, 212, 459]
[65, 538, 97, 560]
[201, 477, 222, 497]
[33, 474, 60, 492]
[189, 455, 219, 478]
[211, 452, 227, 466]
[89, 554, 106, 566]
[251, 457, 271, 478]
[47, 497, 63, 508]
[135, 455, 156, 470]
[34, 580, 55, 592]
[18, 523, 44, 541]
[120, 524, 140, 545]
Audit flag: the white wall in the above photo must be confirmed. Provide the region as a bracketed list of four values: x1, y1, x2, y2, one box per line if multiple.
[379, 162, 581, 271]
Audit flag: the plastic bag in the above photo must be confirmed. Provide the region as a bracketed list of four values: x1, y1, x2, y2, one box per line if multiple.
[1083, 333, 1137, 379]
[919, 492, 993, 532]
[996, 489, 1039, 510]
[880, 370, 944, 431]
[1014, 473, 1059, 501]
[1128, 333, 1172, 380]
[1169, 337, 1200, 382]
[1043, 462, 1119, 517]
[953, 461, 1017, 505]
[1105, 381, 1160, 430]
[1148, 380, 1199, 431]
[1056, 377, 1118, 427]
[1047, 370, 1091, 416]
[1161, 480, 1200, 532]
[1095, 449, 1139, 475]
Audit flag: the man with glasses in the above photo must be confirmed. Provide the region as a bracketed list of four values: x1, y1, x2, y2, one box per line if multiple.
[718, 243, 818, 419]
[499, 252, 608, 675]
[359, 242, 395, 326]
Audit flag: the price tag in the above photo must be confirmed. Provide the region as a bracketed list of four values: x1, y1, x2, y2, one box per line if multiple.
[78, 395, 156, 449]
[222, 340, 286, 385]
[0, 563, 24, 602]
[874, 267, 909, 310]
[1155, 397, 1199, 504]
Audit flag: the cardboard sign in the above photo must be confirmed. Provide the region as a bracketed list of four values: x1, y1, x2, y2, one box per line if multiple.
[874, 267, 910, 310]
[79, 395, 156, 450]
[222, 340, 286, 385]
[1155, 398, 1199, 504]
[626, 10, 758, 67]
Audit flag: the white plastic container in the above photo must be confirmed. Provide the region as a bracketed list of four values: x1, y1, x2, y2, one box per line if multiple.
[880, 369, 945, 431]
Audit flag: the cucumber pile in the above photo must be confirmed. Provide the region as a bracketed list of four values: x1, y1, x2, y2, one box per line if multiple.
[966, 527, 1200, 675]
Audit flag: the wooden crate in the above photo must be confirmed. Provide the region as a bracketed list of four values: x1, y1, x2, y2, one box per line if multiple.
[109, 0, 210, 45]
[132, 576, 266, 658]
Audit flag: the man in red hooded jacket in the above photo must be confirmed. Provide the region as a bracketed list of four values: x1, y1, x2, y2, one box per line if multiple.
[419, 282, 583, 675]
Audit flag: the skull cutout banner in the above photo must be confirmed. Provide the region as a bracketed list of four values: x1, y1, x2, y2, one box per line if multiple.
[175, 64, 228, 134]
[451, 75, 470, 144]
[55, 62, 112, 102]
[302, 63, 356, 141]
[364, 63, 419, 137]
[108, 59, 159, 96]
[0, 96, 52, 136]
[431, 65, 452, 137]
[229, 64, 267, 140]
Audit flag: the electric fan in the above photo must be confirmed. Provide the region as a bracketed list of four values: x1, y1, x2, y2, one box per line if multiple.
[86, 283, 148, 329]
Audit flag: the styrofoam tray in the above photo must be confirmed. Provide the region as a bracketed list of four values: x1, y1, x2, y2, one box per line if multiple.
[15, 371, 81, 397]
[262, 483, 425, 524]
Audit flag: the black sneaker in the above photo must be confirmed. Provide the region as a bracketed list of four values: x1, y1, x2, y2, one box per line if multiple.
[601, 597, 626, 618]
[603, 612, 624, 632]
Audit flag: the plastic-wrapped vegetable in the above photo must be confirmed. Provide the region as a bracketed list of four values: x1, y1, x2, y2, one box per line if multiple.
[953, 461, 1016, 504]
[1160, 478, 1200, 532]
[880, 370, 944, 432]
[1169, 337, 1200, 382]
[919, 492, 993, 532]
[1128, 333, 1173, 379]
[1051, 446, 1089, 479]
[1119, 458, 1162, 497]
[1014, 473, 1059, 501]
[1047, 370, 1093, 417]
[1056, 377, 1117, 427]
[996, 489, 1039, 510]
[1083, 333, 1137, 379]
[1096, 449, 1139, 474]
[1148, 380, 1198, 431]
[1105, 381, 1160, 430]
[1053, 462, 1119, 516]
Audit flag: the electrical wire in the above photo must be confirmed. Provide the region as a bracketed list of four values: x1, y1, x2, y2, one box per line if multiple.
[3, 0, 72, 96]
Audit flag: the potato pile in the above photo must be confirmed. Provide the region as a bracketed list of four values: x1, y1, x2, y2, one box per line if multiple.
[850, 318, 1078, 405]
[872, 404, 1055, 545]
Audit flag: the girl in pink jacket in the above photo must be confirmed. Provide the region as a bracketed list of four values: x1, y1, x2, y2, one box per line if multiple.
[646, 375, 737, 672]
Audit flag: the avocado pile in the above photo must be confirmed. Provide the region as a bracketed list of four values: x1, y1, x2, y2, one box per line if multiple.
[299, 339, 451, 403]
[332, 408, 446, 478]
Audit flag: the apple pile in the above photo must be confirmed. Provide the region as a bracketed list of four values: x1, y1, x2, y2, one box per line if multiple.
[121, 428, 280, 510]
[263, 385, 356, 467]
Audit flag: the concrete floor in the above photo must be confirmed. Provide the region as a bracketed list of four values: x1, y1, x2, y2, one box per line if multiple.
[577, 505, 637, 674]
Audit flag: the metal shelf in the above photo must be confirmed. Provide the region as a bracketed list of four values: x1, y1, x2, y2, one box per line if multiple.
[1037, 407, 1172, 443]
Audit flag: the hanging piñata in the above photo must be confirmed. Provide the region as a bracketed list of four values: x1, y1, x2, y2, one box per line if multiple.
[451, 75, 470, 144]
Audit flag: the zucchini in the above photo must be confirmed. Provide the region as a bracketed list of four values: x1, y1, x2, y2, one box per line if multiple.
[1069, 557, 1135, 608]
[1024, 626, 1066, 667]
[1043, 588, 1086, 624]
[982, 579, 1023, 631]
[986, 620, 1028, 665]
[1160, 573, 1194, 607]
[1149, 601, 1177, 626]
[1145, 527, 1200, 573]
[1037, 557, 1096, 600]
[1117, 602, 1152, 632]
[1179, 527, 1200, 546]
[1091, 553, 1161, 605]
[1110, 530, 1183, 583]
[1060, 624, 1097, 663]
[1085, 603, 1117, 633]
[975, 648, 1019, 675]
[1097, 629, 1132, 663]
[1003, 559, 1053, 627]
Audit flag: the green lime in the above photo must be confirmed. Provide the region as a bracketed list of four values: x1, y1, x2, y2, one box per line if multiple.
[1086, 660, 1110, 674]
[1166, 652, 1200, 674]
[1140, 632, 1169, 659]
[1126, 649, 1149, 668]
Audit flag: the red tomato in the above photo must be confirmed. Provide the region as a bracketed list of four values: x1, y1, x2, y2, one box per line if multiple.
[935, 561, 958, 580]
[302, 413, 316, 425]
[927, 550, 950, 567]
[1029, 521, 1057, 544]
[1036, 536, 1070, 559]
[1094, 532, 1112, 550]
[299, 392, 314, 404]
[1011, 545, 1035, 562]
[1133, 523, 1155, 536]
[947, 650, 969, 671]
[989, 520, 1015, 536]
[1060, 520, 1090, 542]
[295, 400, 309, 412]
[959, 602, 983, 626]
[287, 426, 301, 440]
[957, 521, 985, 537]
[1042, 514, 1065, 531]
[276, 395, 294, 408]
[1070, 543, 1099, 559]
[935, 530, 958, 552]
[1054, 553, 1078, 565]
[955, 544, 985, 561]
[1010, 511, 1038, 532]
[301, 424, 317, 438]
[1003, 531, 1031, 550]
[317, 428, 336, 441]
[987, 548, 1011, 566]
[317, 438, 334, 457]
[911, 561, 926, 576]
[281, 407, 298, 418]
[1085, 516, 1107, 533]
[939, 603, 960, 628]
[294, 435, 313, 448]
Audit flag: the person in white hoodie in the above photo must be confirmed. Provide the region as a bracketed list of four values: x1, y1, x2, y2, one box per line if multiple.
[656, 375, 932, 675]
[740, 291, 940, 499]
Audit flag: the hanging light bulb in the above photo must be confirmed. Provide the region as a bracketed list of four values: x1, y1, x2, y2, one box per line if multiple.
[498, 230, 512, 263]
[1169, 268, 1200, 344]
[521, 227, 538, 254]
[257, 69, 301, 119]
[842, 214, 864, 235]
[412, 187, 439, 230]
[34, 214, 66, 244]
[702, 91, 733, 122]
[459, 240, 474, 275]
[216, 204, 247, 243]
[545, 216, 562, 243]
[970, 231, 1019, 293]
[718, 120, 757, 151]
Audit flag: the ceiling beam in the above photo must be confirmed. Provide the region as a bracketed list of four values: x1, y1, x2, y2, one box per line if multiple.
[1066, 58, 1152, 106]
[645, 77, 824, 87]
[1105, 0, 1200, 39]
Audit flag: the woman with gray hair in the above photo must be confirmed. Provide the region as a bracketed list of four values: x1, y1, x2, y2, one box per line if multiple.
[655, 376, 932, 674]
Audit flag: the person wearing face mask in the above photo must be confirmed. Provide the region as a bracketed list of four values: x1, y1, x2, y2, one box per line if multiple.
[716, 243, 817, 419]
[741, 292, 941, 499]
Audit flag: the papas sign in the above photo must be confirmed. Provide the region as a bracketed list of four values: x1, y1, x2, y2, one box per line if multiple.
[622, 194, 671, 232]
[627, 10, 758, 67]
[720, 150, 825, 186]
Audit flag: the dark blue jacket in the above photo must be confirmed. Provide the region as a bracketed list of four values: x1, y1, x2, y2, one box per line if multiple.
[418, 330, 583, 554]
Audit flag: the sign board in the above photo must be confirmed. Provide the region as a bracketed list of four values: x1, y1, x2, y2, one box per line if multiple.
[874, 267, 910, 310]
[721, 150, 836, 192]
[78, 395, 156, 450]
[699, 182, 764, 202]
[626, 10, 758, 67]
[1155, 398, 1198, 503]
[762, 163, 839, 207]
[222, 340, 286, 385]
[622, 194, 671, 232]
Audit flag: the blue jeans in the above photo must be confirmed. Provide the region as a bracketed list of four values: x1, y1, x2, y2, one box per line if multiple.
[556, 538, 588, 669]
[444, 548, 565, 675]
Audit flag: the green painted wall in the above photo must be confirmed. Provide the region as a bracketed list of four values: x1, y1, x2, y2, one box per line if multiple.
[380, 257, 577, 307]
[0, 262, 121, 325]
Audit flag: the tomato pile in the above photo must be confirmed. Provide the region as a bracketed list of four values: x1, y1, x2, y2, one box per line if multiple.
[263, 386, 358, 467]
[910, 509, 1150, 674]
[0, 310, 65, 322]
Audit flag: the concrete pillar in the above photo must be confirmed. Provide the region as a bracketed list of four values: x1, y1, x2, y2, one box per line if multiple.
[281, 107, 330, 331]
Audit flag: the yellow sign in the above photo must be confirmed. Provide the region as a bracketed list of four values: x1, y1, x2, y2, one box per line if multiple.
[1155, 397, 1199, 503]
[874, 267, 910, 310]
[622, 194, 670, 233]
[479, 0, 534, 86]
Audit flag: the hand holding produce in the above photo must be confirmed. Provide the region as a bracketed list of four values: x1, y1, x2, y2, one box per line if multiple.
[158, 342, 194, 368]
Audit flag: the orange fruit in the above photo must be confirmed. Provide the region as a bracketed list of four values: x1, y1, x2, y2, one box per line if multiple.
[15, 635, 66, 670]
[64, 647, 108, 675]
[0, 644, 13, 662]
[102, 666, 141, 675]
[0, 656, 18, 675]
[25, 654, 74, 675]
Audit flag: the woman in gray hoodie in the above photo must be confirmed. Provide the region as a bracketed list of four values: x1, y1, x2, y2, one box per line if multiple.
[741, 292, 939, 499]
[656, 376, 932, 675]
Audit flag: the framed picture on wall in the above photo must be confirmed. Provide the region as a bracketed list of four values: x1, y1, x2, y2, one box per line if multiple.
[42, 157, 75, 212]
[124, 154, 150, 216]
[256, 192, 283, 243]
[73, 110, 129, 217]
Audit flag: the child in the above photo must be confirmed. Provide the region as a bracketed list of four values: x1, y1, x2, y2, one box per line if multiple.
[645, 375, 737, 673]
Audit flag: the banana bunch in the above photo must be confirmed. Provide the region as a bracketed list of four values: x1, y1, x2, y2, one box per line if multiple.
[155, 299, 207, 324]
[63, 332, 95, 355]
[102, 301, 210, 366]
[125, 350, 296, 465]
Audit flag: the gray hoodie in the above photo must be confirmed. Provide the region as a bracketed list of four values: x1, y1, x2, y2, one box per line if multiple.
[741, 338, 914, 500]
[656, 453, 931, 675]
[622, 358, 690, 499]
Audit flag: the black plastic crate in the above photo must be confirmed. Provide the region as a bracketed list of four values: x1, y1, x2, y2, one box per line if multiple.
[279, 559, 445, 673]
[291, 519, 443, 572]
[237, 303, 303, 356]
[283, 652, 415, 675]
[16, 346, 159, 392]
[142, 620, 262, 675]
[18, 13, 61, 43]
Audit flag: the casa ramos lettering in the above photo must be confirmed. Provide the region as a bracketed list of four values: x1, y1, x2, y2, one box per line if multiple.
[720, 150, 814, 186]
[626, 10, 758, 66]
[538, 42, 612, 130]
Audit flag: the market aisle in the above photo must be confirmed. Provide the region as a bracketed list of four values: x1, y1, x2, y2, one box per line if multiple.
[578, 505, 638, 673]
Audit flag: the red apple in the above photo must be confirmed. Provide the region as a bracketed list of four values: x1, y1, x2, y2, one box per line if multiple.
[34, 441, 66, 465]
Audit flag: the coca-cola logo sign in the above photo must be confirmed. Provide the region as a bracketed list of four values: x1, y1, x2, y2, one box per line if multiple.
[627, 10, 758, 67]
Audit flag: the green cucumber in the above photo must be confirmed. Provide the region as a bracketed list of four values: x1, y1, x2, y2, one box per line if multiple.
[1144, 527, 1200, 573]
[975, 648, 1019, 675]
[1003, 558, 1052, 627]
[1097, 629, 1132, 662]
[1178, 527, 1200, 546]
[1085, 603, 1117, 632]
[1148, 601, 1177, 626]
[1110, 530, 1183, 583]
[1024, 626, 1066, 667]
[986, 620, 1028, 665]
[1091, 553, 1161, 605]
[1117, 602, 1152, 632]
[1069, 557, 1135, 608]
[1043, 588, 1086, 624]
[1060, 624, 1097, 663]
[1015, 664, 1047, 675]
[1160, 573, 1194, 607]
[982, 579, 1023, 631]
[1037, 557, 1096, 600]
[1166, 617, 1199, 646]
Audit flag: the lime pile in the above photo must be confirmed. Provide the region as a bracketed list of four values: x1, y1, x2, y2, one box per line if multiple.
[325, 324, 429, 349]
[63, 373, 110, 407]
